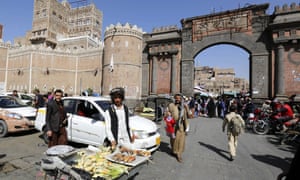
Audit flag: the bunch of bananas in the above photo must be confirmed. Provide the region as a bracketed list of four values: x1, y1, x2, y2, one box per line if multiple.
[73, 148, 129, 179]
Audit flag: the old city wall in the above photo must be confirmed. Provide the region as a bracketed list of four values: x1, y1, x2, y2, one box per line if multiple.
[0, 45, 8, 91]
[142, 27, 181, 97]
[6, 45, 102, 95]
[281, 45, 300, 96]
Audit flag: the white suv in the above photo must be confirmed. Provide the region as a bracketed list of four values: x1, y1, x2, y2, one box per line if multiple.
[35, 96, 160, 152]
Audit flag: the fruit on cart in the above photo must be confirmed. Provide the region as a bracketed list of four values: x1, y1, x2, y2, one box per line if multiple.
[73, 150, 129, 179]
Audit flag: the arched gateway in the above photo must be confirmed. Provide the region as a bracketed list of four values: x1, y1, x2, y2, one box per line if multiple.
[143, 3, 300, 101]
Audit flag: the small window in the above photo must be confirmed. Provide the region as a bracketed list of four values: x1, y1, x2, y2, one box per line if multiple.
[76, 100, 86, 117]
[63, 99, 77, 114]
[84, 101, 102, 120]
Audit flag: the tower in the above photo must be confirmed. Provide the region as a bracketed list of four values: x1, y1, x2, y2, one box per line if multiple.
[30, 0, 102, 49]
[103, 23, 143, 99]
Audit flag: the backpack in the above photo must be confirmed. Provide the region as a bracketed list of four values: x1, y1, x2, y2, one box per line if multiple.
[229, 115, 243, 136]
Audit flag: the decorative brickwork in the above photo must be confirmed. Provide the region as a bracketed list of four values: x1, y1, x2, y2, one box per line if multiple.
[1, 1, 300, 102]
[103, 23, 143, 99]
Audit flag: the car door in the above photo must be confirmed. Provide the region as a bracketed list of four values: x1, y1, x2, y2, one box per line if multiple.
[62, 99, 77, 139]
[65, 99, 106, 146]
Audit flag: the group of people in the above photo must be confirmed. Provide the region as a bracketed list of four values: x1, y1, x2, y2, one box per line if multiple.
[43, 87, 298, 167]
[163, 93, 247, 162]
[44, 86, 241, 164]
[44, 87, 190, 164]
[43, 87, 299, 179]
[11, 89, 54, 108]
[45, 87, 136, 150]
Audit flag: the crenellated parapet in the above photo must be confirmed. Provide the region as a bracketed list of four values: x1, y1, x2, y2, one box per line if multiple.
[8, 43, 103, 56]
[104, 23, 143, 40]
[270, 2, 300, 44]
[152, 25, 178, 33]
[0, 39, 12, 48]
[274, 2, 300, 14]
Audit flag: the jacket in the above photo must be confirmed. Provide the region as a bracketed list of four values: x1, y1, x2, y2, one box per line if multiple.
[46, 99, 67, 133]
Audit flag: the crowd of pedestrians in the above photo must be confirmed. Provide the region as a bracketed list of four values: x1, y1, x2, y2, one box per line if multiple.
[186, 94, 256, 120]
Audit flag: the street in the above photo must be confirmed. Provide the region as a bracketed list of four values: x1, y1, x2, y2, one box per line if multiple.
[0, 116, 297, 180]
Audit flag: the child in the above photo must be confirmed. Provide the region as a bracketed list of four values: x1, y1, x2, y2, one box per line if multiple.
[164, 109, 176, 149]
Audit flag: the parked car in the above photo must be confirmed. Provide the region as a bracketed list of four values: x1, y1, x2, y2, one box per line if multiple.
[135, 95, 173, 122]
[1, 92, 35, 106]
[0, 95, 37, 137]
[35, 96, 161, 152]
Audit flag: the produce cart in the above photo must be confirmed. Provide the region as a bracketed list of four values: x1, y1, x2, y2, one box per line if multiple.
[38, 145, 150, 180]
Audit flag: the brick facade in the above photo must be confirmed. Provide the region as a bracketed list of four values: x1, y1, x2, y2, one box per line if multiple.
[1, 1, 300, 102]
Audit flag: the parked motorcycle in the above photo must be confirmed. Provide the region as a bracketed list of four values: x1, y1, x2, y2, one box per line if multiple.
[252, 109, 293, 135]
[279, 120, 300, 145]
[245, 112, 255, 130]
[251, 109, 270, 135]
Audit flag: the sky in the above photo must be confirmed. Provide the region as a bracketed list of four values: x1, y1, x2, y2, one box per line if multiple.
[0, 0, 298, 80]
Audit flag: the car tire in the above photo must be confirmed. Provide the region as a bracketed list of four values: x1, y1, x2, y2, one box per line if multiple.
[42, 129, 49, 144]
[0, 120, 8, 137]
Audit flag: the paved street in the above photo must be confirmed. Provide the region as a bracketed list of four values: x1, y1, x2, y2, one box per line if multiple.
[138, 116, 296, 180]
[0, 116, 297, 180]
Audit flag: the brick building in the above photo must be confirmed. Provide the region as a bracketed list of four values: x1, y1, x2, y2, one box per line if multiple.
[0, 0, 142, 100]
[194, 66, 249, 96]
[1, 1, 300, 102]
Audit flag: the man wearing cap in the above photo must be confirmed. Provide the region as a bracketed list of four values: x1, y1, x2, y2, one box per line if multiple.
[105, 87, 134, 149]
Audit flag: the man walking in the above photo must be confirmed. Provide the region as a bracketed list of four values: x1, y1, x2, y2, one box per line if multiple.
[222, 105, 245, 161]
[168, 93, 189, 163]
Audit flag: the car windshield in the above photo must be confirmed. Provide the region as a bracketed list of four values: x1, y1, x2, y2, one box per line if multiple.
[0, 96, 27, 108]
[94, 100, 135, 116]
[94, 100, 111, 111]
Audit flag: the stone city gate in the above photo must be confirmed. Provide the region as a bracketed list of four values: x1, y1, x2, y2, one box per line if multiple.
[143, 2, 300, 101]
[181, 3, 270, 100]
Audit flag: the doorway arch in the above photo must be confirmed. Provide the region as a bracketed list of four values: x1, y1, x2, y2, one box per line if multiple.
[180, 4, 270, 100]
[194, 44, 250, 96]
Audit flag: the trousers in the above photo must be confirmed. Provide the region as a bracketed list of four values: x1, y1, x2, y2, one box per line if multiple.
[228, 134, 238, 157]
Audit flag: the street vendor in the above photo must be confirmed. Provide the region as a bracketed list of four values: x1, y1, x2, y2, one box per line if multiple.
[105, 87, 135, 149]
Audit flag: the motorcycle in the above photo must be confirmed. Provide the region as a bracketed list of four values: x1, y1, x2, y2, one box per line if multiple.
[279, 119, 300, 145]
[251, 109, 271, 135]
[245, 112, 255, 129]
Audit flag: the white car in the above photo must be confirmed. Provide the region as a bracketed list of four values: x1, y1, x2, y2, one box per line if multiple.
[1, 92, 35, 106]
[35, 96, 161, 152]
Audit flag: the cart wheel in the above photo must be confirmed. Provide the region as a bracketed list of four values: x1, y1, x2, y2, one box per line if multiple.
[277, 171, 287, 180]
[0, 120, 8, 137]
